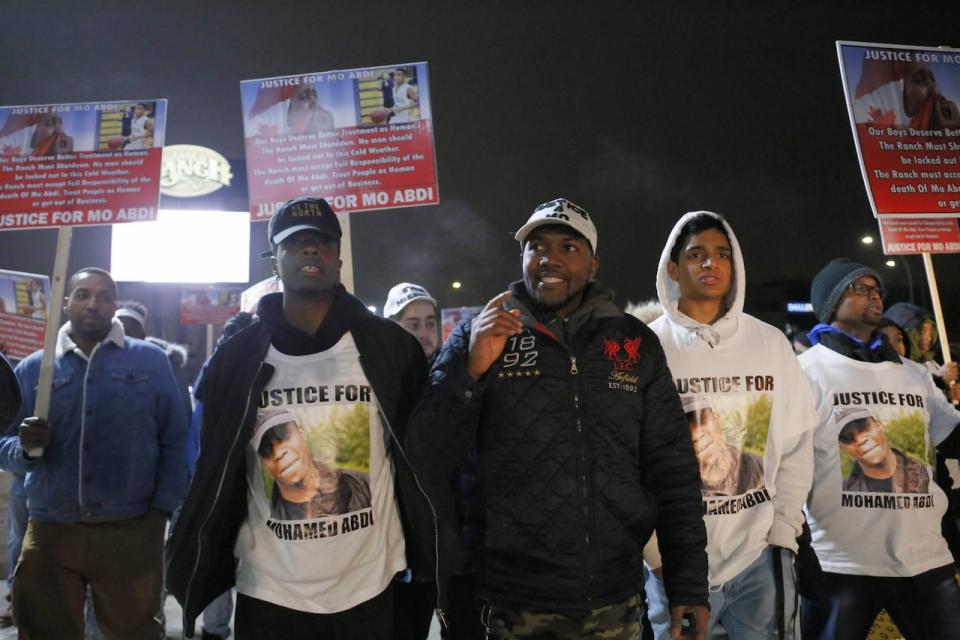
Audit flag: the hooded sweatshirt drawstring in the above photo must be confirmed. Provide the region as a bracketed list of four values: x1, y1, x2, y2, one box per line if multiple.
[688, 325, 721, 348]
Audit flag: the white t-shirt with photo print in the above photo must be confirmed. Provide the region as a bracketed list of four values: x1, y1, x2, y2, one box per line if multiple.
[799, 344, 959, 577]
[234, 335, 406, 613]
[650, 312, 816, 585]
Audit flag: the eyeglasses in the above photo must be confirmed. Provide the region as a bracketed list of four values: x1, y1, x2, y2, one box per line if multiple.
[847, 282, 885, 299]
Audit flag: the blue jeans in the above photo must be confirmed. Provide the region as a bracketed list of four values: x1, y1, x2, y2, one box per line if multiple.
[800, 565, 960, 640]
[203, 589, 235, 638]
[6, 475, 26, 589]
[644, 546, 798, 639]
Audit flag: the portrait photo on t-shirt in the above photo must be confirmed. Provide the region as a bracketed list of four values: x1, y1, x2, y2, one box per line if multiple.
[682, 393, 769, 498]
[251, 403, 372, 521]
[835, 406, 931, 495]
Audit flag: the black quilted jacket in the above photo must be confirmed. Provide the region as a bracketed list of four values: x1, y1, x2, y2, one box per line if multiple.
[406, 282, 708, 612]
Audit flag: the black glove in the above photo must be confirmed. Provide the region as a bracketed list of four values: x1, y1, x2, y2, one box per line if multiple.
[19, 416, 51, 455]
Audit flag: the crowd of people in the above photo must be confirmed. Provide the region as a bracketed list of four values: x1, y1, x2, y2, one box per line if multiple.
[0, 195, 959, 640]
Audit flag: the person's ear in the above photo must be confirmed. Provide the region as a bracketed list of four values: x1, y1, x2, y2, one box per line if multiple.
[667, 261, 679, 282]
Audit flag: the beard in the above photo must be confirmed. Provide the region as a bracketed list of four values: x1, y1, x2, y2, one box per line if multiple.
[529, 291, 578, 314]
[524, 279, 589, 317]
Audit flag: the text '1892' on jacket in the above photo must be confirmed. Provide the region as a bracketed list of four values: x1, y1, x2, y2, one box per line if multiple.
[406, 281, 708, 613]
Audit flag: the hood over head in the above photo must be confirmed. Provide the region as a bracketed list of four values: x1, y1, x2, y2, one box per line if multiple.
[655, 211, 745, 346]
[883, 302, 932, 332]
[884, 302, 938, 362]
[876, 315, 913, 358]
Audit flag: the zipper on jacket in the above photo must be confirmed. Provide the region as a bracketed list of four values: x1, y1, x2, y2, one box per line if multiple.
[183, 362, 266, 628]
[77, 342, 103, 515]
[371, 392, 447, 629]
[362, 355, 448, 630]
[563, 320, 593, 608]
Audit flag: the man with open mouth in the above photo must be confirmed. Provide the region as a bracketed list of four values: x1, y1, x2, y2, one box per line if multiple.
[167, 197, 453, 639]
[799, 258, 960, 639]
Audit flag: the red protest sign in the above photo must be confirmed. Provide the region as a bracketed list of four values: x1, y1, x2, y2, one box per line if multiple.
[0, 269, 50, 359]
[180, 287, 242, 325]
[0, 100, 167, 230]
[838, 42, 960, 218]
[878, 217, 960, 255]
[240, 63, 439, 219]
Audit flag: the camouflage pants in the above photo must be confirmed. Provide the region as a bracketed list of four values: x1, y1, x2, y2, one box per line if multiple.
[482, 594, 642, 639]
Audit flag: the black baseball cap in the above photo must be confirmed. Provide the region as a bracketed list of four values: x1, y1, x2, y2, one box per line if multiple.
[265, 197, 342, 254]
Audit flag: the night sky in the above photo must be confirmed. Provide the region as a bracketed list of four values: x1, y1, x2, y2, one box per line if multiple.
[1, 1, 958, 342]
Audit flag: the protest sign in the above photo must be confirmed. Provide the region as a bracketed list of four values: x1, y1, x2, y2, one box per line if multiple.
[878, 217, 960, 254]
[180, 286, 242, 325]
[0, 99, 167, 229]
[241, 63, 438, 219]
[0, 269, 50, 359]
[838, 42, 960, 219]
[838, 41, 959, 383]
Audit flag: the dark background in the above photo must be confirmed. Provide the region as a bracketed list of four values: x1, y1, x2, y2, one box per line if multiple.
[1, 0, 958, 367]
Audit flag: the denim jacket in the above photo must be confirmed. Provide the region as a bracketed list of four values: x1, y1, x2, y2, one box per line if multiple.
[0, 320, 189, 521]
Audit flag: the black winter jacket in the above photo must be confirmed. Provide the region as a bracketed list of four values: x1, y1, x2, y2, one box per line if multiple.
[406, 282, 708, 612]
[166, 289, 459, 635]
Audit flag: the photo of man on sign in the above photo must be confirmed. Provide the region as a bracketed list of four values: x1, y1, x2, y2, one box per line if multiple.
[30, 113, 74, 156]
[848, 48, 960, 129]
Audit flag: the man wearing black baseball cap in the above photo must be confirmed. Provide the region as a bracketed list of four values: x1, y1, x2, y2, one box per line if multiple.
[168, 197, 455, 639]
[798, 257, 960, 639]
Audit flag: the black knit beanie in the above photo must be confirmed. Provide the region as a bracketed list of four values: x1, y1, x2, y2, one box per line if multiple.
[810, 258, 882, 324]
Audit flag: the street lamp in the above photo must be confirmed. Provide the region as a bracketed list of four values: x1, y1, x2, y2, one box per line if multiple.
[881, 255, 916, 305]
[857, 234, 915, 304]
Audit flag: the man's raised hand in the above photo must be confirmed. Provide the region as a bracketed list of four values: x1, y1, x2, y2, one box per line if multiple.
[467, 291, 523, 381]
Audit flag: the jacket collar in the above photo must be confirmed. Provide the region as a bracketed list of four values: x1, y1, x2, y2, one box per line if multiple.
[807, 323, 900, 364]
[255, 286, 371, 356]
[507, 280, 620, 346]
[56, 318, 125, 360]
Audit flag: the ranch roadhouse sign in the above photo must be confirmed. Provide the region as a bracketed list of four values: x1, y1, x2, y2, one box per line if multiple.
[160, 144, 233, 198]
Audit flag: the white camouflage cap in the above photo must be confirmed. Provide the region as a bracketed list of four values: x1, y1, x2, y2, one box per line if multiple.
[384, 282, 437, 319]
[515, 197, 597, 253]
